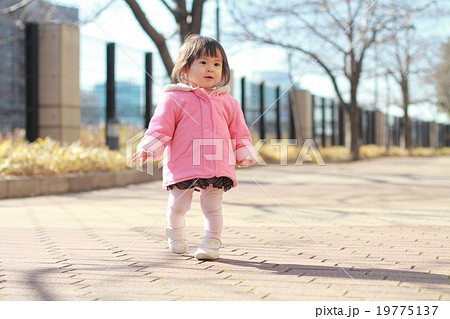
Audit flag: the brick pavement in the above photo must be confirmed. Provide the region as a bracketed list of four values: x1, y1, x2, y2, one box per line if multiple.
[0, 156, 449, 300]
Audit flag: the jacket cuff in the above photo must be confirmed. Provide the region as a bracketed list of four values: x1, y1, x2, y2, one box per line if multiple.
[236, 145, 257, 167]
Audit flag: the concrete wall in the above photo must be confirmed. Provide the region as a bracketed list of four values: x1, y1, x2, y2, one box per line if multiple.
[292, 89, 313, 142]
[0, 169, 162, 199]
[375, 111, 387, 146]
[430, 122, 439, 149]
[38, 24, 80, 143]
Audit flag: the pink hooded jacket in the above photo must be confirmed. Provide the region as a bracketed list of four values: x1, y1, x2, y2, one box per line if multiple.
[137, 83, 257, 189]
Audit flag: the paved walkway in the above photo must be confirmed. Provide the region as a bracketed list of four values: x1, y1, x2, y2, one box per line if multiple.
[0, 156, 449, 301]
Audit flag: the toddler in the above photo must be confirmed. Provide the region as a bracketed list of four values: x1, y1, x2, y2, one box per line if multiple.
[133, 34, 256, 260]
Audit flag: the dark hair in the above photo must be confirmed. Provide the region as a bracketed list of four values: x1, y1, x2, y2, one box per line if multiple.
[171, 34, 231, 87]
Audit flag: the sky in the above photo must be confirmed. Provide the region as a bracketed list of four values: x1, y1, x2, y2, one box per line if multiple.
[50, 0, 450, 123]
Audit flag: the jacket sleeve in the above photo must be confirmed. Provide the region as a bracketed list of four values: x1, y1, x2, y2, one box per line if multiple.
[136, 93, 179, 161]
[228, 97, 257, 167]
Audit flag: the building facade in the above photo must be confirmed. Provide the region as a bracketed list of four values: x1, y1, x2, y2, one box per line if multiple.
[0, 0, 78, 133]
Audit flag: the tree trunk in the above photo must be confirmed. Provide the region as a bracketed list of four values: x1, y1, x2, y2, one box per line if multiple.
[175, 0, 205, 42]
[350, 106, 361, 161]
[403, 111, 411, 149]
[349, 72, 361, 161]
[401, 80, 411, 149]
[190, 0, 204, 35]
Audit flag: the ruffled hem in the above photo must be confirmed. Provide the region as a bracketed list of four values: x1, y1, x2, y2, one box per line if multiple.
[167, 177, 233, 192]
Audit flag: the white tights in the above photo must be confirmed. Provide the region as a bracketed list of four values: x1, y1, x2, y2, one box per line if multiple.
[166, 185, 223, 239]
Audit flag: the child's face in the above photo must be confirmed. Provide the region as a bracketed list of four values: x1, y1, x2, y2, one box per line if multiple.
[184, 53, 223, 93]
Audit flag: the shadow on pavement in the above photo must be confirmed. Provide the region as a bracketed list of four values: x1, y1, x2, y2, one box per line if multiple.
[21, 257, 449, 301]
[215, 258, 449, 286]
[26, 268, 60, 301]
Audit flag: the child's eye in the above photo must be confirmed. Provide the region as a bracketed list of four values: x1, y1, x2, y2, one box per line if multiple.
[214, 63, 221, 67]
[200, 61, 207, 64]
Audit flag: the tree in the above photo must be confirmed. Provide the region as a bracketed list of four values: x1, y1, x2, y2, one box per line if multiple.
[124, 0, 207, 78]
[379, 1, 447, 149]
[434, 38, 450, 116]
[230, 0, 400, 160]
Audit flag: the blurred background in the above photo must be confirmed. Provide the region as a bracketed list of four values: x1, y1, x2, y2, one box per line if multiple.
[0, 0, 449, 178]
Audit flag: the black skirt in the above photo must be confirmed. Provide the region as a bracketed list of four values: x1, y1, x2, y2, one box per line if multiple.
[167, 176, 234, 192]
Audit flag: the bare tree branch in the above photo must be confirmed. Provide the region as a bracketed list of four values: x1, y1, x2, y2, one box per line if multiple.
[293, 12, 347, 54]
[269, 38, 347, 108]
[76, 0, 118, 26]
[124, 0, 174, 75]
[160, 0, 176, 16]
[0, 0, 33, 15]
[123, 0, 207, 77]
[228, 0, 404, 160]
[322, 0, 347, 32]
[375, 0, 447, 148]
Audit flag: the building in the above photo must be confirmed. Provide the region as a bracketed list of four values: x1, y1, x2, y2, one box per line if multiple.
[0, 0, 78, 133]
[0, 10, 25, 132]
[87, 81, 144, 127]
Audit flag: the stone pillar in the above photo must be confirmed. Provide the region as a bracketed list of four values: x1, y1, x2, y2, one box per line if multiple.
[292, 89, 313, 141]
[344, 110, 351, 150]
[38, 24, 80, 143]
[228, 69, 234, 96]
[374, 111, 386, 146]
[429, 122, 439, 149]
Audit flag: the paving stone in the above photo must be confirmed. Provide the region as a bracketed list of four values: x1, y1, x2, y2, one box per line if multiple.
[1, 157, 450, 300]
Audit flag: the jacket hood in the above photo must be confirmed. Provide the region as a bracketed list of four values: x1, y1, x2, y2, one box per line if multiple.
[164, 83, 230, 95]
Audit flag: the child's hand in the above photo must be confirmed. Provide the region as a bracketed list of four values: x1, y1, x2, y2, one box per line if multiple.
[132, 151, 150, 166]
[235, 146, 257, 167]
[236, 158, 252, 167]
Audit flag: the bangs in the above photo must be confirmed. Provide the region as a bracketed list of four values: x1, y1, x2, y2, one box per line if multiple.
[196, 41, 221, 59]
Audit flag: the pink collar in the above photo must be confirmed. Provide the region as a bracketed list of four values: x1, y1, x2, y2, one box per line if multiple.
[164, 83, 230, 95]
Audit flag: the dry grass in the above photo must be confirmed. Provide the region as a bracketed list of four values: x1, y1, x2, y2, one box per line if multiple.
[435, 147, 450, 156]
[385, 146, 410, 157]
[256, 140, 304, 163]
[257, 141, 352, 164]
[0, 125, 149, 177]
[319, 146, 351, 161]
[0, 136, 127, 177]
[409, 147, 435, 157]
[359, 144, 386, 158]
[1, 126, 449, 177]
[80, 124, 144, 150]
[257, 141, 450, 163]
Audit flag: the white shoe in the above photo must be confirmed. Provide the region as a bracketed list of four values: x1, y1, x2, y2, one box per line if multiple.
[166, 227, 188, 254]
[194, 237, 221, 260]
